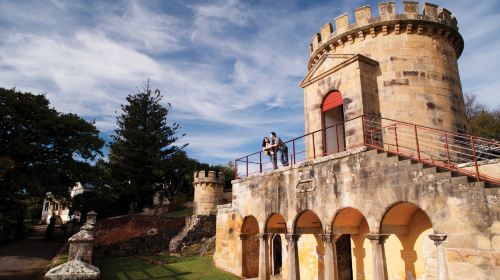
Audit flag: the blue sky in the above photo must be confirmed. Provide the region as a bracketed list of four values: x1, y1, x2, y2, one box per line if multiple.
[1, 0, 499, 165]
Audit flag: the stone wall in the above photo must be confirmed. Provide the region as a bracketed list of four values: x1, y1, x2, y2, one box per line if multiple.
[214, 148, 500, 279]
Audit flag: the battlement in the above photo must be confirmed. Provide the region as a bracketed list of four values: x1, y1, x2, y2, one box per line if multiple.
[194, 170, 225, 184]
[308, 1, 463, 69]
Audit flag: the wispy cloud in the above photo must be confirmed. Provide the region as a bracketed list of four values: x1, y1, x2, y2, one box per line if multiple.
[0, 0, 498, 164]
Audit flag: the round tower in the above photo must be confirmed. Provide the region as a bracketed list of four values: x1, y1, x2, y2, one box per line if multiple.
[193, 170, 225, 216]
[301, 1, 467, 153]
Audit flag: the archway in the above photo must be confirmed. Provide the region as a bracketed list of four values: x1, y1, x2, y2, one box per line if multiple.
[272, 235, 283, 275]
[322, 91, 345, 155]
[241, 216, 260, 278]
[295, 210, 323, 280]
[265, 213, 287, 277]
[332, 207, 371, 280]
[380, 202, 433, 280]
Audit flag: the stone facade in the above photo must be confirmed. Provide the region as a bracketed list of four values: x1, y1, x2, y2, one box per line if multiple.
[214, 2, 499, 280]
[214, 148, 500, 279]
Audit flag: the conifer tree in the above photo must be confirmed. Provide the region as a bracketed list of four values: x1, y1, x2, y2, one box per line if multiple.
[109, 81, 185, 212]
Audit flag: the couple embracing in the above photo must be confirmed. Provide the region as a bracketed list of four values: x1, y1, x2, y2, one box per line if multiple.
[262, 132, 289, 170]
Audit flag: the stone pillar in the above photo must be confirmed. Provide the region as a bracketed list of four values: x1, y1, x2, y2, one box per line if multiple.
[68, 211, 97, 264]
[429, 234, 449, 280]
[366, 233, 389, 280]
[258, 233, 270, 280]
[286, 234, 301, 280]
[322, 234, 339, 280]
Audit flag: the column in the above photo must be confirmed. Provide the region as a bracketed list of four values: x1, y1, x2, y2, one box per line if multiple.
[429, 234, 448, 280]
[286, 233, 301, 280]
[366, 233, 389, 280]
[239, 234, 249, 277]
[258, 233, 270, 280]
[323, 234, 339, 280]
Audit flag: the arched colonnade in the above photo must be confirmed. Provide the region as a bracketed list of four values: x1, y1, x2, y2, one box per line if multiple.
[240, 202, 449, 280]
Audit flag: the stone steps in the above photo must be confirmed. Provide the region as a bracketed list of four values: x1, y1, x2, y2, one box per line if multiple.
[363, 148, 499, 189]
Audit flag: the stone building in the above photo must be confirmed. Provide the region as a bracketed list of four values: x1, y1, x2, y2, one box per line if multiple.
[40, 182, 95, 224]
[214, 2, 500, 280]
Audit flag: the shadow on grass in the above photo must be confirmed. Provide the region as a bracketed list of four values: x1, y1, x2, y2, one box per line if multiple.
[96, 255, 237, 280]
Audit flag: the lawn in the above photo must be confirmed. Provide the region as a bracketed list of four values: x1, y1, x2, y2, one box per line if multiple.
[163, 207, 193, 217]
[96, 255, 238, 280]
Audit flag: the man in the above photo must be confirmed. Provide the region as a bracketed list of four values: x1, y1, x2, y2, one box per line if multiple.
[270, 132, 289, 166]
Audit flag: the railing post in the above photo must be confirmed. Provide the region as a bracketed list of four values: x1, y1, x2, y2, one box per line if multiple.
[444, 133, 451, 167]
[259, 152, 262, 173]
[312, 132, 316, 159]
[394, 125, 399, 153]
[414, 125, 421, 161]
[292, 140, 296, 165]
[246, 156, 249, 178]
[335, 124, 340, 153]
[470, 136, 480, 182]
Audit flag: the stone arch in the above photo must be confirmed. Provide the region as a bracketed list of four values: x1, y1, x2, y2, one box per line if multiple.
[266, 213, 287, 234]
[265, 213, 287, 276]
[380, 202, 434, 280]
[294, 210, 324, 280]
[331, 207, 371, 280]
[241, 215, 260, 278]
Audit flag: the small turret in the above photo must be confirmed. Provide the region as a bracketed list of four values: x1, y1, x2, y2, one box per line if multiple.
[193, 170, 225, 215]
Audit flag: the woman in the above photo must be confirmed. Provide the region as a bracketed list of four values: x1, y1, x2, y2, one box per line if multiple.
[262, 137, 277, 170]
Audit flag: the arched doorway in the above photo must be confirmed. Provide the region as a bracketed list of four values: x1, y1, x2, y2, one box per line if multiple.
[272, 235, 283, 275]
[332, 207, 371, 280]
[322, 91, 345, 155]
[241, 216, 260, 278]
[265, 213, 287, 277]
[295, 210, 323, 280]
[380, 202, 433, 280]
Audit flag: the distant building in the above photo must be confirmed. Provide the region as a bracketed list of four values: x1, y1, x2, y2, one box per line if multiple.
[40, 182, 95, 224]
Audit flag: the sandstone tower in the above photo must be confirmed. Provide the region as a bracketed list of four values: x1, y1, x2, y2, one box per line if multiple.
[300, 1, 466, 158]
[214, 2, 499, 280]
[193, 170, 224, 216]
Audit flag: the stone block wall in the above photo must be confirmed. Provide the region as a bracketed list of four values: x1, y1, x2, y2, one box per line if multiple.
[214, 148, 500, 279]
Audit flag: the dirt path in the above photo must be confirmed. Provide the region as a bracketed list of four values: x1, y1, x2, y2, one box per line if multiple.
[0, 225, 64, 280]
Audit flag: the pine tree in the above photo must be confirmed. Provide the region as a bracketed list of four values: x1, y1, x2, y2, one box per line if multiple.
[109, 81, 185, 212]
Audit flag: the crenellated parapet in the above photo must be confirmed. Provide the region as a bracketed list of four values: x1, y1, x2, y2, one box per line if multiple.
[194, 170, 225, 184]
[308, 1, 463, 70]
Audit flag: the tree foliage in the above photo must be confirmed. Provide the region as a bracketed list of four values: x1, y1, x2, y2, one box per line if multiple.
[109, 81, 186, 212]
[0, 87, 103, 236]
[464, 93, 500, 139]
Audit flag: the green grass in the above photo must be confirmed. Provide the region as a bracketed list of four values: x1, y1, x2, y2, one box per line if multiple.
[50, 253, 68, 268]
[163, 207, 193, 217]
[96, 255, 238, 280]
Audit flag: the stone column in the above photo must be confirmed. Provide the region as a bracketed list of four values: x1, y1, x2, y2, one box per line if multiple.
[322, 234, 339, 280]
[366, 233, 389, 280]
[429, 234, 448, 280]
[258, 233, 270, 280]
[286, 234, 301, 280]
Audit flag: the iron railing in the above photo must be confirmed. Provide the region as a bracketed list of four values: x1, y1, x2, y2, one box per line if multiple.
[234, 115, 500, 184]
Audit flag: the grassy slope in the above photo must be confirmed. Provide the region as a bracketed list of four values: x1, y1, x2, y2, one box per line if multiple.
[97, 255, 237, 280]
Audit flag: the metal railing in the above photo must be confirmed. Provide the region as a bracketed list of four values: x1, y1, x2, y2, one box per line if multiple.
[234, 115, 500, 184]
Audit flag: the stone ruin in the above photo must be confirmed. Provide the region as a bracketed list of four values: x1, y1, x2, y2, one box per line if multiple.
[168, 170, 225, 252]
[45, 211, 100, 280]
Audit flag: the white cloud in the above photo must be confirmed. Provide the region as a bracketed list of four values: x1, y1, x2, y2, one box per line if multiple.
[0, 0, 498, 164]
